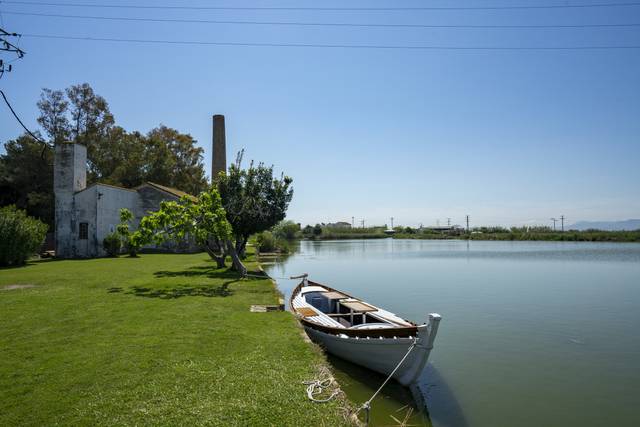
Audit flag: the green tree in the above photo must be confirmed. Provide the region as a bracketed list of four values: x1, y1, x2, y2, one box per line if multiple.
[37, 83, 115, 153]
[144, 126, 208, 195]
[131, 187, 246, 274]
[116, 208, 140, 257]
[90, 128, 147, 187]
[217, 155, 293, 257]
[313, 224, 322, 236]
[36, 88, 69, 145]
[272, 220, 300, 240]
[0, 135, 54, 227]
[66, 83, 115, 148]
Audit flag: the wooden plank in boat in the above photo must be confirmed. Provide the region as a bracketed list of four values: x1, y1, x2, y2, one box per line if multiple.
[322, 291, 348, 300]
[340, 301, 377, 312]
[296, 307, 319, 318]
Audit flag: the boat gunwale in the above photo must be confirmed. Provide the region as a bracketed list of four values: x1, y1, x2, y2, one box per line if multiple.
[290, 279, 420, 338]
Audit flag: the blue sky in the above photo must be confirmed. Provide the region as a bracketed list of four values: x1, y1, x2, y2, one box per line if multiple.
[1, 1, 639, 227]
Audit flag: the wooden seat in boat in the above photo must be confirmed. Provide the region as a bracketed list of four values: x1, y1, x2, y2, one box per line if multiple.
[296, 307, 318, 318]
[321, 291, 348, 300]
[339, 300, 377, 313]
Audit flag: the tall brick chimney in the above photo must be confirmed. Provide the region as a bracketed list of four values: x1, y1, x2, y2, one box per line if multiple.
[212, 114, 226, 181]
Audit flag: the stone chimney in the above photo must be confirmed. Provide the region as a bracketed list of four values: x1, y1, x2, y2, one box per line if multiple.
[212, 114, 226, 181]
[53, 143, 87, 258]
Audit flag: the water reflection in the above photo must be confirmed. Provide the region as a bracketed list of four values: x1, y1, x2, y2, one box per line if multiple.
[415, 364, 468, 427]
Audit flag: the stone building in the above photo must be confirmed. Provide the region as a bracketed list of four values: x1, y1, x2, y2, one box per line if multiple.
[54, 115, 227, 258]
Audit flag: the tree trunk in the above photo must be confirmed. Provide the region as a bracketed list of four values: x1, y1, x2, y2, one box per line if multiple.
[235, 236, 249, 259]
[226, 239, 247, 276]
[204, 241, 226, 268]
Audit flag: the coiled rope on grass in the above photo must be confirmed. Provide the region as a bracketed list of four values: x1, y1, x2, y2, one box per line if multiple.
[302, 378, 340, 403]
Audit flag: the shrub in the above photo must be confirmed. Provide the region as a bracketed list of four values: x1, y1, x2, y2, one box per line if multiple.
[256, 231, 276, 253]
[103, 232, 122, 257]
[277, 239, 291, 254]
[272, 220, 300, 240]
[0, 205, 48, 267]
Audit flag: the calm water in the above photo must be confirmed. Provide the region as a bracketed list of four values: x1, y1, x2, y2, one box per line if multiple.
[264, 239, 640, 427]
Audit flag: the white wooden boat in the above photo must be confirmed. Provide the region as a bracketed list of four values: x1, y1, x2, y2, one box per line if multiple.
[290, 276, 441, 386]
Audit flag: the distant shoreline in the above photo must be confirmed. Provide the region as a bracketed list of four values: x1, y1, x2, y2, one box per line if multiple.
[302, 229, 640, 243]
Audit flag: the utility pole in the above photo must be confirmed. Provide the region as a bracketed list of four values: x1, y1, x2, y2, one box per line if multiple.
[466, 215, 470, 233]
[0, 28, 48, 148]
[550, 218, 557, 231]
[447, 217, 451, 227]
[560, 215, 565, 232]
[352, 216, 354, 228]
[361, 219, 365, 229]
[0, 28, 25, 80]
[390, 217, 394, 229]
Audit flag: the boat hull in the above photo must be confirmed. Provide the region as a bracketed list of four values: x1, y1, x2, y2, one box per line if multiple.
[304, 325, 432, 386]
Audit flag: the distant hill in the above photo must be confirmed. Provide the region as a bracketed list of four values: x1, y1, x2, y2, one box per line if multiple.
[568, 219, 640, 231]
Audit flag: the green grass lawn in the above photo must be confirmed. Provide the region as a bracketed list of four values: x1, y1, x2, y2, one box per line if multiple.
[0, 251, 351, 426]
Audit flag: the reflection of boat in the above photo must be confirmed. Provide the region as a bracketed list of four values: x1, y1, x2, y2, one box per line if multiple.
[290, 276, 442, 386]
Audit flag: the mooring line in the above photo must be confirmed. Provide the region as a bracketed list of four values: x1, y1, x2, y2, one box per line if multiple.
[356, 340, 418, 425]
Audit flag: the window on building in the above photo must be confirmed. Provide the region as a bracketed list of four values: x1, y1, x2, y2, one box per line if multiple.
[79, 222, 88, 240]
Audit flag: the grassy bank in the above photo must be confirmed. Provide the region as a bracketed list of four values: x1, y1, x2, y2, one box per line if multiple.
[0, 251, 350, 426]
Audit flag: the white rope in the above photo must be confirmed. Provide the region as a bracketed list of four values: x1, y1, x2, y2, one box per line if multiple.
[357, 340, 418, 418]
[303, 378, 340, 403]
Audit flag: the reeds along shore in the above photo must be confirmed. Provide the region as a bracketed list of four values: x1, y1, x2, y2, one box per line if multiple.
[303, 226, 640, 242]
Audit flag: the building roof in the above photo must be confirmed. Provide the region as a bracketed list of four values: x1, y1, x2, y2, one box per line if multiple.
[75, 182, 137, 195]
[75, 181, 196, 200]
[140, 182, 197, 201]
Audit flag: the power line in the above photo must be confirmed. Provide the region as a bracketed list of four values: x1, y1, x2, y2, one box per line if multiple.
[21, 34, 640, 50]
[7, 11, 640, 30]
[0, 89, 49, 146]
[4, 1, 640, 11]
